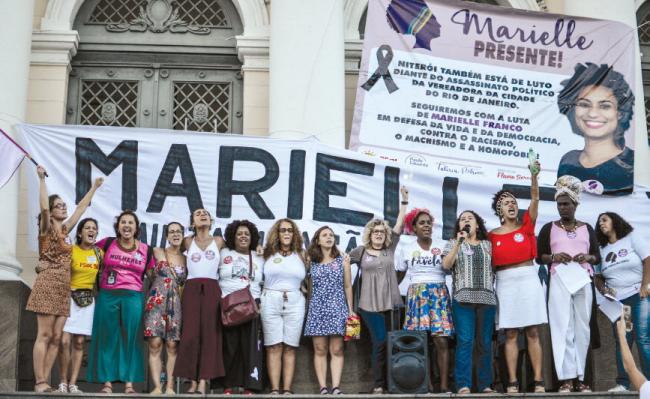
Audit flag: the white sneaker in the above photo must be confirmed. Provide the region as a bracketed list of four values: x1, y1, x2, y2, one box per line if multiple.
[55, 382, 68, 393]
[608, 384, 629, 392]
[68, 384, 83, 393]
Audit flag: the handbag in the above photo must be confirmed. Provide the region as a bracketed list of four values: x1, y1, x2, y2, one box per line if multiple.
[71, 289, 94, 307]
[221, 251, 258, 327]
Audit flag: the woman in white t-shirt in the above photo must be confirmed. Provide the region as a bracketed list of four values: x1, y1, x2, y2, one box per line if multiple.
[261, 218, 307, 395]
[218, 220, 265, 394]
[595, 212, 650, 392]
[395, 208, 453, 393]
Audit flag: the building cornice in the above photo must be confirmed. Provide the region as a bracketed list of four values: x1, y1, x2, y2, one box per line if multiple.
[30, 30, 79, 67]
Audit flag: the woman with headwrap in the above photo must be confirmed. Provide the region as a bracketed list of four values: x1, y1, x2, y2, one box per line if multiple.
[536, 176, 601, 393]
[488, 160, 547, 393]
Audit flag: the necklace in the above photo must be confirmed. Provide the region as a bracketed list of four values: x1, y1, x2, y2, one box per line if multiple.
[559, 219, 577, 239]
[280, 249, 291, 257]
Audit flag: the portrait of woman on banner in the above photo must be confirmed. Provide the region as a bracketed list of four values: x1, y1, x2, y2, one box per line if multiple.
[557, 62, 635, 196]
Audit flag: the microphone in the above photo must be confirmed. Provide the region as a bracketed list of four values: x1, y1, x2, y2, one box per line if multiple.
[459, 224, 470, 243]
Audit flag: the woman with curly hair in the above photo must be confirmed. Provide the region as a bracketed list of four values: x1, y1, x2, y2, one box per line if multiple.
[219, 220, 265, 395]
[348, 186, 408, 394]
[536, 176, 601, 393]
[442, 210, 496, 394]
[594, 212, 650, 392]
[144, 222, 187, 394]
[487, 159, 547, 393]
[303, 225, 355, 395]
[395, 208, 453, 392]
[174, 208, 226, 394]
[261, 218, 307, 395]
[28, 166, 103, 393]
[87, 210, 155, 394]
[557, 62, 635, 195]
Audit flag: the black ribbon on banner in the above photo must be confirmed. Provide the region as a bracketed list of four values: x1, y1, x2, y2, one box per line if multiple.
[361, 44, 399, 93]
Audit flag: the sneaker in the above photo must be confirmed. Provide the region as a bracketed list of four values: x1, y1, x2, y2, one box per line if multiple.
[609, 384, 629, 392]
[68, 384, 83, 394]
[55, 383, 69, 393]
[223, 388, 234, 395]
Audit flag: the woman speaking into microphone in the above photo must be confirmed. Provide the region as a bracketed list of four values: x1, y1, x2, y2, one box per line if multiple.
[442, 211, 496, 394]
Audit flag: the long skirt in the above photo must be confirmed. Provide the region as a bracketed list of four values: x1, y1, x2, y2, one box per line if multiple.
[221, 316, 264, 391]
[496, 265, 548, 329]
[86, 289, 145, 383]
[174, 278, 225, 381]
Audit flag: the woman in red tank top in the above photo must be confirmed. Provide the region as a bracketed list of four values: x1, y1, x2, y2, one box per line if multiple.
[488, 160, 547, 393]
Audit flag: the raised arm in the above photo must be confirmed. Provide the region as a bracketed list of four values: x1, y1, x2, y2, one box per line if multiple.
[616, 313, 648, 391]
[37, 166, 50, 235]
[63, 177, 103, 232]
[392, 186, 409, 235]
[528, 160, 540, 223]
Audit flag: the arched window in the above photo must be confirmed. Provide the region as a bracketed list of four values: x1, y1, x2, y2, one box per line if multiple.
[66, 0, 244, 133]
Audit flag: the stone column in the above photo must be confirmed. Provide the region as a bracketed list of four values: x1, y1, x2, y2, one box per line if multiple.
[0, 0, 35, 280]
[561, 1, 650, 187]
[269, 0, 345, 148]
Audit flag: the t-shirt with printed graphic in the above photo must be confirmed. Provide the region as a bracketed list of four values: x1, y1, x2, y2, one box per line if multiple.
[218, 248, 264, 299]
[96, 237, 155, 292]
[599, 231, 650, 299]
[70, 245, 101, 290]
[395, 238, 446, 284]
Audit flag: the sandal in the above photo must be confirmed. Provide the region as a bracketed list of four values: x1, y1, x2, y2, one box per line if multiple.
[319, 386, 329, 395]
[34, 381, 53, 393]
[578, 382, 592, 393]
[558, 381, 573, 393]
[125, 386, 137, 394]
[270, 389, 281, 395]
[506, 380, 519, 393]
[458, 387, 471, 394]
[100, 384, 113, 394]
[331, 387, 342, 395]
[283, 389, 294, 395]
[482, 387, 496, 394]
[534, 380, 546, 393]
[372, 387, 384, 394]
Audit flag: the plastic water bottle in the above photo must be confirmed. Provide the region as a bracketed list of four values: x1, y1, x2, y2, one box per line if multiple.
[528, 148, 539, 174]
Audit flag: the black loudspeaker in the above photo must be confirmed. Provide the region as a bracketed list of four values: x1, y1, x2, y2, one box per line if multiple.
[387, 331, 429, 394]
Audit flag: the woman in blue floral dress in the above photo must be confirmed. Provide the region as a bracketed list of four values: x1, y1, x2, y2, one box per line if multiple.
[304, 226, 355, 394]
[144, 222, 187, 394]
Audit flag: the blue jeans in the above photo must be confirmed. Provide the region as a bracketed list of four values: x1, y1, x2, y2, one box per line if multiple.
[359, 309, 392, 388]
[452, 300, 496, 391]
[614, 294, 650, 388]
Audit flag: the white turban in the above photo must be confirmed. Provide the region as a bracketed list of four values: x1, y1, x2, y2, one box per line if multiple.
[555, 175, 582, 204]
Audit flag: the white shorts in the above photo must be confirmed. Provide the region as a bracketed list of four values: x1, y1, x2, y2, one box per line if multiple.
[260, 290, 305, 347]
[63, 297, 95, 336]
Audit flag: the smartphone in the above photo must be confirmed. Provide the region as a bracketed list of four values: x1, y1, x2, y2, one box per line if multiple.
[623, 304, 633, 332]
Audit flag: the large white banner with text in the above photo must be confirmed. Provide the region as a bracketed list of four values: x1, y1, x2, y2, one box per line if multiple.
[20, 125, 650, 258]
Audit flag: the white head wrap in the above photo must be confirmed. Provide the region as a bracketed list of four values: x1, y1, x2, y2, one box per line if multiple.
[554, 175, 582, 204]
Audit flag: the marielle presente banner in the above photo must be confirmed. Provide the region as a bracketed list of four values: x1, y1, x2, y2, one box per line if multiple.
[351, 0, 637, 196]
[19, 125, 650, 260]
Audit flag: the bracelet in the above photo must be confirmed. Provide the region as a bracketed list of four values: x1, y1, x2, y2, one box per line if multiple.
[401, 201, 408, 205]
[550, 253, 555, 262]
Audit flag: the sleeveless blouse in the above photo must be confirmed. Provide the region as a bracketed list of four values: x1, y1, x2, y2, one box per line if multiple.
[186, 239, 220, 280]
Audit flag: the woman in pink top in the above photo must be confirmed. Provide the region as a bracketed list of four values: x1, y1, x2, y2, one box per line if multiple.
[86, 210, 155, 394]
[536, 176, 600, 393]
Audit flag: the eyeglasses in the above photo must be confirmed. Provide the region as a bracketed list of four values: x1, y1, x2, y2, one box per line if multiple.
[53, 203, 67, 210]
[371, 229, 386, 235]
[279, 228, 294, 234]
[168, 229, 183, 235]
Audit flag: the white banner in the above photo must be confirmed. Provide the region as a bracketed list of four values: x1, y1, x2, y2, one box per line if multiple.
[20, 124, 650, 257]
